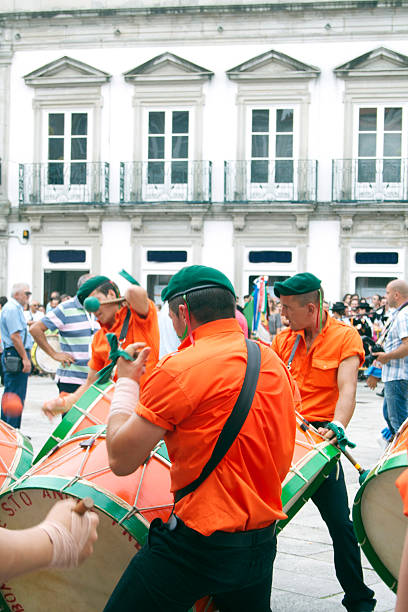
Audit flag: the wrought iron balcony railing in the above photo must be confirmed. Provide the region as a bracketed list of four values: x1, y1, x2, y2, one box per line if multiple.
[332, 159, 408, 202]
[18, 162, 110, 205]
[224, 160, 317, 203]
[120, 161, 212, 204]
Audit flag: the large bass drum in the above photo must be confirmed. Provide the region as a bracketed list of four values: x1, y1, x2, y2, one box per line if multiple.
[353, 418, 408, 592]
[0, 426, 214, 612]
[0, 420, 33, 494]
[35, 381, 115, 463]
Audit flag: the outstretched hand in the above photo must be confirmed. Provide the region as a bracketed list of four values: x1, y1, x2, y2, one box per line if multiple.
[116, 343, 151, 383]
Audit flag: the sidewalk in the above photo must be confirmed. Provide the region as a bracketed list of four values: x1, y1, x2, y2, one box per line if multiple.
[2, 376, 398, 611]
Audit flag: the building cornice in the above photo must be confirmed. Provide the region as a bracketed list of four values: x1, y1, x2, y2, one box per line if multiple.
[1, 2, 408, 21]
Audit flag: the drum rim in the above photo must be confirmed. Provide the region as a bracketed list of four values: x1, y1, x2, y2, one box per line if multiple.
[4, 432, 171, 545]
[277, 443, 340, 533]
[352, 453, 408, 593]
[0, 427, 33, 495]
[34, 381, 115, 463]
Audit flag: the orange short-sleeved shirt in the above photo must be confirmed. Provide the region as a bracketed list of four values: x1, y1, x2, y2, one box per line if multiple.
[272, 315, 364, 422]
[137, 318, 297, 536]
[89, 299, 159, 387]
[396, 467, 408, 516]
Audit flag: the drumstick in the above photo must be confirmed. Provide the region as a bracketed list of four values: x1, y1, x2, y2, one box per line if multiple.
[74, 497, 94, 515]
[301, 416, 371, 484]
[83, 296, 125, 313]
[327, 441, 370, 484]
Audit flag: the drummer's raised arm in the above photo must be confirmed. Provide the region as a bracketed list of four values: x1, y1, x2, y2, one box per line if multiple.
[30, 320, 75, 366]
[125, 285, 149, 318]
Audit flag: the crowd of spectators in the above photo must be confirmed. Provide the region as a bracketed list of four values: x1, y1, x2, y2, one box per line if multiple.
[239, 289, 393, 357]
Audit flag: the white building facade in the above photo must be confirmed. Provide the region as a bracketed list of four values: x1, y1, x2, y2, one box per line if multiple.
[0, 0, 407, 302]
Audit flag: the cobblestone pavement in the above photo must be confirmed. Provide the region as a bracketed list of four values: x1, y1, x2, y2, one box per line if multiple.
[2, 376, 398, 611]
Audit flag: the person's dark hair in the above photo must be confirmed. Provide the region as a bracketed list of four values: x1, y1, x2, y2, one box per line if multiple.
[96, 280, 120, 298]
[169, 286, 236, 324]
[0, 296, 7, 307]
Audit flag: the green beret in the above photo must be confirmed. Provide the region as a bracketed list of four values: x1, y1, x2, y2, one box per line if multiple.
[161, 265, 236, 302]
[77, 275, 110, 304]
[274, 273, 321, 298]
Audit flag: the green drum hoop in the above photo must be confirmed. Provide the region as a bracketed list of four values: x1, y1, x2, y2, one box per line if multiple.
[353, 450, 408, 593]
[278, 441, 340, 533]
[34, 380, 114, 463]
[0, 425, 33, 495]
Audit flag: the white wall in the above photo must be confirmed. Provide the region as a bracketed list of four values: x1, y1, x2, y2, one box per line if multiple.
[202, 220, 234, 283]
[307, 219, 340, 302]
[100, 220, 132, 293]
[7, 223, 33, 295]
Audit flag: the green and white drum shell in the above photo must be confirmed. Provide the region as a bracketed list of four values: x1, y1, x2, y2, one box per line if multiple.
[0, 426, 175, 612]
[34, 380, 115, 463]
[0, 421, 33, 495]
[277, 419, 341, 533]
[353, 448, 407, 592]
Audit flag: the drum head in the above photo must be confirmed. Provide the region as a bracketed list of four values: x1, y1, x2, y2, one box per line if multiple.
[32, 335, 61, 375]
[353, 451, 408, 592]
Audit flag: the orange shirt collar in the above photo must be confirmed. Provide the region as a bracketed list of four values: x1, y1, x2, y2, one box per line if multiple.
[178, 318, 243, 350]
[290, 312, 333, 345]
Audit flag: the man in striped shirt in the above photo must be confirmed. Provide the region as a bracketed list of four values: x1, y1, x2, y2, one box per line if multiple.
[30, 274, 99, 395]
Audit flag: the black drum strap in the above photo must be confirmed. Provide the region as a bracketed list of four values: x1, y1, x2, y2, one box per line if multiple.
[174, 339, 261, 504]
[118, 307, 131, 345]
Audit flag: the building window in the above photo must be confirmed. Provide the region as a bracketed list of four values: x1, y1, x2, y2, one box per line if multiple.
[147, 274, 173, 303]
[47, 111, 88, 186]
[147, 109, 190, 188]
[355, 276, 398, 296]
[248, 251, 292, 264]
[354, 105, 405, 200]
[48, 250, 87, 264]
[147, 250, 188, 263]
[355, 252, 399, 265]
[250, 108, 294, 184]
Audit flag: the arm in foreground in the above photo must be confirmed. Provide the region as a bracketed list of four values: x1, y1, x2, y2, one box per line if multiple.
[0, 499, 98, 581]
[106, 345, 165, 476]
[42, 368, 98, 419]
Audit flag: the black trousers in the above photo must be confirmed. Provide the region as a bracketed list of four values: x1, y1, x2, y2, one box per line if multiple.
[103, 517, 276, 612]
[311, 460, 376, 612]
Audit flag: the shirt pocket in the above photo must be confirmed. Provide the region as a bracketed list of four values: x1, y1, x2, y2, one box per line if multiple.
[310, 358, 338, 388]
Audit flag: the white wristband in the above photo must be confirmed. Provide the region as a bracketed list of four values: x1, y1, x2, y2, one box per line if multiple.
[109, 377, 140, 418]
[39, 511, 92, 569]
[331, 419, 346, 430]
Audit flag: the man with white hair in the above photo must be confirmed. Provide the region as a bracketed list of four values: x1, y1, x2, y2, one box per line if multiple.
[0, 282, 32, 428]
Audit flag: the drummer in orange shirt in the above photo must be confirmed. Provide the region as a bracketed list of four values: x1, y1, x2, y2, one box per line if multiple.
[43, 275, 160, 418]
[103, 265, 297, 611]
[272, 273, 376, 612]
